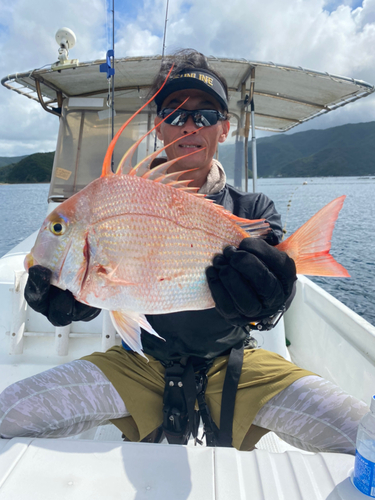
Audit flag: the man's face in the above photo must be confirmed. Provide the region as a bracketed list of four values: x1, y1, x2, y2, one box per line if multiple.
[154, 89, 230, 183]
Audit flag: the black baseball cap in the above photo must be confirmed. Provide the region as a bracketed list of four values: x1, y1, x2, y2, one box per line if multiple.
[154, 68, 229, 112]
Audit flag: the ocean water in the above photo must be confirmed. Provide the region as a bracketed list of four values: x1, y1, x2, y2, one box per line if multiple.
[257, 176, 375, 327]
[0, 178, 374, 326]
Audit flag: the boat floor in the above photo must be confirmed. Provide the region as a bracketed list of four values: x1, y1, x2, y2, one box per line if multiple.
[76, 422, 310, 454]
[0, 430, 362, 500]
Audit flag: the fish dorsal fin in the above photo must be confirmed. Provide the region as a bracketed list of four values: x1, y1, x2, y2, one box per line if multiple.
[141, 158, 198, 181]
[101, 65, 175, 177]
[100, 65, 207, 195]
[212, 205, 271, 236]
[115, 99, 189, 176]
[124, 131, 202, 177]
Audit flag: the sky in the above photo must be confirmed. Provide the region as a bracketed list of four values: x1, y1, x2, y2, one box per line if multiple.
[0, 0, 374, 157]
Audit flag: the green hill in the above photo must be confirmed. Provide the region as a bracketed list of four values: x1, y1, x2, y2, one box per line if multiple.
[0, 152, 54, 183]
[1, 121, 375, 183]
[0, 155, 27, 168]
[219, 121, 375, 177]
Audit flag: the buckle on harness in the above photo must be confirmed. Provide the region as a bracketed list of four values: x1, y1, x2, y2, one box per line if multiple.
[162, 359, 199, 445]
[161, 342, 245, 448]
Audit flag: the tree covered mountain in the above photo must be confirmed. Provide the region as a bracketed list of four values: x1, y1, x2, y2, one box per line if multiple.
[0, 155, 27, 168]
[1, 121, 374, 183]
[0, 152, 54, 183]
[219, 121, 375, 178]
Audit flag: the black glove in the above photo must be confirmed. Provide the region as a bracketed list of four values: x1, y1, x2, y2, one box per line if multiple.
[205, 238, 297, 326]
[24, 265, 101, 327]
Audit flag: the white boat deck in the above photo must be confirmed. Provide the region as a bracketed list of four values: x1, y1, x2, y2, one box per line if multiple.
[0, 437, 364, 500]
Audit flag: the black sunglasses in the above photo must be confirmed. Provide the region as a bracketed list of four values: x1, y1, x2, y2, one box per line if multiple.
[158, 108, 227, 128]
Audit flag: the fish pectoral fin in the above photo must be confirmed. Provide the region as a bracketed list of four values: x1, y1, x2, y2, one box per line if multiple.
[110, 311, 164, 359]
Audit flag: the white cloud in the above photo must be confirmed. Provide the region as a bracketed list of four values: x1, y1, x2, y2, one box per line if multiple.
[115, 23, 161, 57]
[0, 0, 107, 156]
[0, 0, 374, 156]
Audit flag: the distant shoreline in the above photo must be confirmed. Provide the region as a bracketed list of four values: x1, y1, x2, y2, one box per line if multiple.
[0, 175, 374, 188]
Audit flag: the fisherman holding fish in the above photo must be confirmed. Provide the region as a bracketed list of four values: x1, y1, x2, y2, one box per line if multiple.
[0, 50, 369, 452]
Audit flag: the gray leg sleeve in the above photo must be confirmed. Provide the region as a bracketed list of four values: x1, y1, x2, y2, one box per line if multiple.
[0, 360, 129, 439]
[253, 375, 369, 454]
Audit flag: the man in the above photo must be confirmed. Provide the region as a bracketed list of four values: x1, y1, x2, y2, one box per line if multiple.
[0, 50, 368, 451]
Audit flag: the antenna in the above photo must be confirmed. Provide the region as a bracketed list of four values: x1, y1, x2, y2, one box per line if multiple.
[111, 0, 115, 145]
[154, 0, 170, 153]
[161, 0, 170, 59]
[52, 28, 79, 70]
[100, 0, 116, 170]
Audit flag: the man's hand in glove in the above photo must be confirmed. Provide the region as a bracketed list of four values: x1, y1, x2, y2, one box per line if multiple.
[205, 238, 297, 326]
[24, 265, 101, 327]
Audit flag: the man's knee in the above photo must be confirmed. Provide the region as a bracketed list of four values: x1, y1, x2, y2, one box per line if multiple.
[240, 424, 270, 451]
[0, 382, 31, 438]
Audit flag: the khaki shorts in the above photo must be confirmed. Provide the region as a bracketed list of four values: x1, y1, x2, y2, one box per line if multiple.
[82, 346, 314, 450]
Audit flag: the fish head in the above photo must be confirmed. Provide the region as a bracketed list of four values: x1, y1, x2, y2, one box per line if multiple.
[24, 192, 91, 295]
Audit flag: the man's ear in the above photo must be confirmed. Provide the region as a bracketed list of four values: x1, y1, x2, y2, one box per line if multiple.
[218, 120, 230, 143]
[154, 116, 163, 141]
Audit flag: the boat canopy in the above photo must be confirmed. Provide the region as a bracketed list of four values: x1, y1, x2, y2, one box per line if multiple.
[2, 56, 374, 197]
[2, 55, 374, 132]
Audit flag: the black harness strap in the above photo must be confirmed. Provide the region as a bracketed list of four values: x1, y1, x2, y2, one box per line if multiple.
[181, 358, 200, 441]
[162, 359, 190, 444]
[161, 343, 245, 447]
[162, 357, 200, 444]
[195, 373, 220, 446]
[217, 342, 244, 447]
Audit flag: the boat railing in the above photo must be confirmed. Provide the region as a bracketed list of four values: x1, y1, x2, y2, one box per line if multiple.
[9, 269, 118, 356]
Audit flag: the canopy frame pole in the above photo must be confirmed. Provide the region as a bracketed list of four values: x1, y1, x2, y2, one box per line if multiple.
[242, 68, 257, 193]
[233, 88, 245, 190]
[248, 68, 257, 193]
[146, 112, 152, 156]
[239, 82, 247, 192]
[244, 110, 250, 193]
[251, 100, 257, 193]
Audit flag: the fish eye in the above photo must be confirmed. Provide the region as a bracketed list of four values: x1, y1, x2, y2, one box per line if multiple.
[49, 220, 66, 236]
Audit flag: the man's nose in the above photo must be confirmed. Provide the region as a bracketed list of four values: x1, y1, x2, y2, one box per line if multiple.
[182, 115, 198, 134]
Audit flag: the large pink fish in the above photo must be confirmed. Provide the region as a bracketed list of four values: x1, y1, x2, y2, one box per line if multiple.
[24, 74, 349, 356]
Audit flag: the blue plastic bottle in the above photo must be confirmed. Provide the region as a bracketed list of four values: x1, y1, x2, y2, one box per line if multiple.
[353, 395, 375, 497]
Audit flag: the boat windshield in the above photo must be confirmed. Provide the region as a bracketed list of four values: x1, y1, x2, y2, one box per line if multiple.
[48, 97, 244, 202]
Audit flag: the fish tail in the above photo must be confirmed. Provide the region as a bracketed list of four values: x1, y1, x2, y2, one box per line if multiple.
[276, 195, 350, 277]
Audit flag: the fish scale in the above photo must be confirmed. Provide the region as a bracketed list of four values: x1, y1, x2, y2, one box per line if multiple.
[89, 175, 245, 242]
[81, 179, 241, 313]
